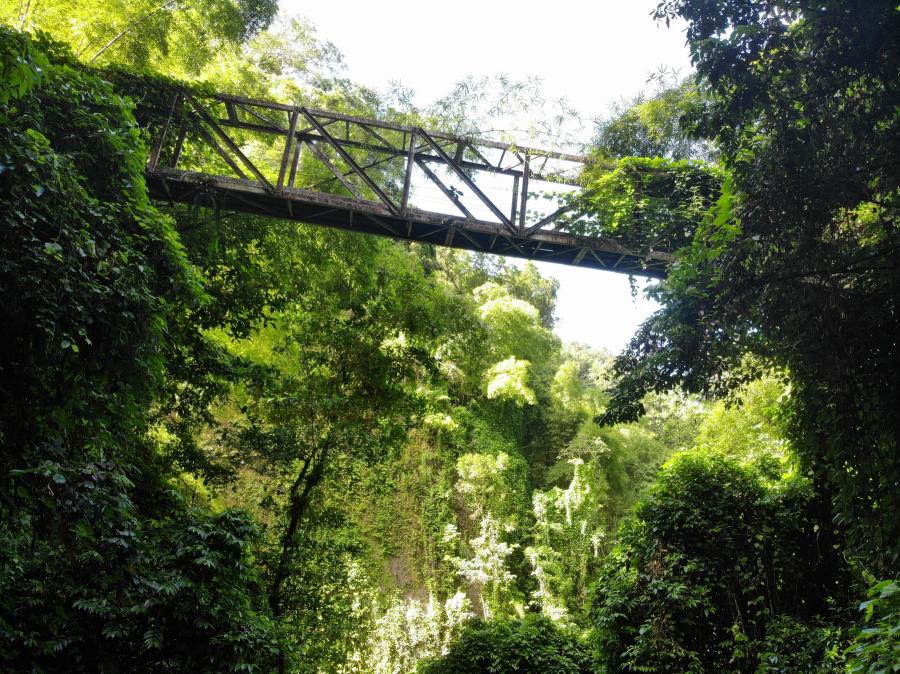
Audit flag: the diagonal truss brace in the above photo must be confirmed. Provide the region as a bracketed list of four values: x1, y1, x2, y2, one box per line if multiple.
[300, 109, 400, 215]
[417, 129, 517, 233]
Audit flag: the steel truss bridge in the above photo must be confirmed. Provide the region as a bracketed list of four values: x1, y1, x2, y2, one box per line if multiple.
[142, 91, 673, 277]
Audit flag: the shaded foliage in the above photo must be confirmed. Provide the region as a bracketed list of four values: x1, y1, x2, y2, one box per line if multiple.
[592, 451, 853, 673]
[597, 0, 900, 572]
[0, 28, 279, 670]
[419, 615, 595, 674]
[846, 579, 900, 674]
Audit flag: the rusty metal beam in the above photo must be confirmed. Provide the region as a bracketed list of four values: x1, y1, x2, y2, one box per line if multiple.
[518, 155, 530, 235]
[277, 110, 299, 192]
[401, 130, 417, 212]
[213, 93, 591, 162]
[148, 93, 180, 171]
[186, 94, 274, 191]
[524, 189, 597, 235]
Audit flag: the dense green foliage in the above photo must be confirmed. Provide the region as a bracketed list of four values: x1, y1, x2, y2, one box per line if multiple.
[594, 76, 711, 162]
[2, 0, 277, 73]
[579, 1, 900, 670]
[2, 23, 664, 671]
[419, 615, 595, 674]
[2, 1, 898, 672]
[592, 451, 851, 673]
[596, 0, 900, 571]
[564, 156, 723, 254]
[0, 26, 279, 670]
[846, 579, 900, 674]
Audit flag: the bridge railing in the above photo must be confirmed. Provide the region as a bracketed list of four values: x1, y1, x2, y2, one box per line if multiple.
[141, 90, 673, 276]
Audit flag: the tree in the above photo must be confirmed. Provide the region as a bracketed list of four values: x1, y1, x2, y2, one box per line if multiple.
[594, 74, 712, 161]
[3, 0, 277, 74]
[596, 0, 899, 571]
[592, 451, 853, 674]
[495, 262, 559, 329]
[206, 233, 455, 671]
[3, 14, 607, 673]
[0, 29, 280, 670]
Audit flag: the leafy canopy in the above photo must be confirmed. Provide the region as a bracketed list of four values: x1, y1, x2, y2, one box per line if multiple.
[597, 0, 900, 570]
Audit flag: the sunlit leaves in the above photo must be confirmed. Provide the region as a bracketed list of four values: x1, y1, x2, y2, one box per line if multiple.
[3, 0, 278, 76]
[594, 76, 712, 162]
[0, 27, 45, 102]
[526, 459, 602, 625]
[485, 357, 536, 406]
[565, 156, 724, 253]
[359, 591, 474, 674]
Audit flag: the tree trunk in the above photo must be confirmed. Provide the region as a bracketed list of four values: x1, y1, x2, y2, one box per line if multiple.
[268, 451, 327, 618]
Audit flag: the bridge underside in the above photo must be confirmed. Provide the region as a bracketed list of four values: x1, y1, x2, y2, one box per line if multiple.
[149, 169, 669, 277]
[140, 91, 672, 278]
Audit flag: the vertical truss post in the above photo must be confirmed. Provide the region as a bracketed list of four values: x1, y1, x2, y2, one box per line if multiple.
[454, 141, 465, 163]
[518, 154, 530, 235]
[225, 100, 238, 122]
[510, 174, 520, 224]
[401, 130, 417, 213]
[277, 109, 300, 192]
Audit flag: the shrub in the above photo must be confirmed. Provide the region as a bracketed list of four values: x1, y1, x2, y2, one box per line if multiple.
[591, 451, 852, 673]
[418, 614, 595, 674]
[846, 579, 900, 674]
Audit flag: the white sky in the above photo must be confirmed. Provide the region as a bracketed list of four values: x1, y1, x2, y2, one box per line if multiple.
[282, 0, 693, 352]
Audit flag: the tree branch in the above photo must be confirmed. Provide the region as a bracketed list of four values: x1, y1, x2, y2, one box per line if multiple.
[80, 0, 184, 63]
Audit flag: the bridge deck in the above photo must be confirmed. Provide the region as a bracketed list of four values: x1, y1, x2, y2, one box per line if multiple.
[141, 91, 672, 277]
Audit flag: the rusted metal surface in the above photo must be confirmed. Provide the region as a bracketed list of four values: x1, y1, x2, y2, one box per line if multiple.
[141, 91, 674, 277]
